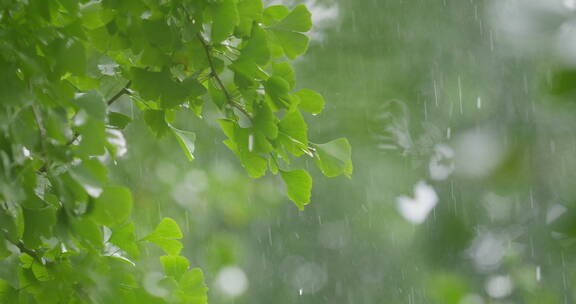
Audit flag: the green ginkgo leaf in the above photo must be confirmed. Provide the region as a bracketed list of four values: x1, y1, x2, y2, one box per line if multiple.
[273, 4, 312, 32]
[110, 222, 140, 258]
[91, 186, 133, 227]
[267, 5, 312, 59]
[161, 255, 190, 280]
[211, 0, 239, 43]
[176, 268, 209, 304]
[294, 89, 325, 114]
[142, 218, 183, 255]
[281, 169, 312, 210]
[314, 138, 353, 178]
[171, 126, 196, 161]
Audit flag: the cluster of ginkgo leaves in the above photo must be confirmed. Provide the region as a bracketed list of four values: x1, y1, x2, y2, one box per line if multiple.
[0, 0, 352, 303]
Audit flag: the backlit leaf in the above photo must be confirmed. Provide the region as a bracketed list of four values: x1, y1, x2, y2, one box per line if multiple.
[171, 127, 196, 161]
[294, 89, 325, 114]
[281, 169, 312, 210]
[273, 5, 312, 32]
[314, 138, 353, 178]
[110, 222, 140, 259]
[161, 255, 189, 280]
[143, 218, 183, 255]
[176, 268, 208, 304]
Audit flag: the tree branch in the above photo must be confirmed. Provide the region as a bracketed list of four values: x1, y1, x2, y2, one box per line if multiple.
[196, 33, 253, 120]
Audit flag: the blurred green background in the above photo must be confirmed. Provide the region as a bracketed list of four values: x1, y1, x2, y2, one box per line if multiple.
[109, 0, 576, 303]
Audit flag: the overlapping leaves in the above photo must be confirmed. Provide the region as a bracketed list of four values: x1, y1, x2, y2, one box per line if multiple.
[0, 0, 350, 303]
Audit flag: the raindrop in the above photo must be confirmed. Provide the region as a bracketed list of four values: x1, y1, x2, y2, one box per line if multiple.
[458, 76, 463, 114]
[433, 79, 439, 106]
[248, 134, 254, 152]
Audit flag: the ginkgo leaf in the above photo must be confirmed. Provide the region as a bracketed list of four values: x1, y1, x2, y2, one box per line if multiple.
[142, 218, 183, 255]
[144, 218, 183, 240]
[273, 4, 312, 32]
[294, 89, 325, 114]
[144, 110, 171, 138]
[211, 0, 239, 43]
[279, 110, 308, 156]
[108, 112, 132, 129]
[176, 268, 209, 304]
[314, 138, 353, 178]
[237, 0, 263, 36]
[91, 186, 133, 227]
[110, 222, 140, 258]
[161, 255, 190, 280]
[281, 169, 312, 210]
[267, 5, 312, 59]
[270, 30, 309, 60]
[171, 126, 196, 161]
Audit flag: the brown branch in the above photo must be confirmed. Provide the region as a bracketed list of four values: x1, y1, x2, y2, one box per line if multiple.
[196, 33, 252, 120]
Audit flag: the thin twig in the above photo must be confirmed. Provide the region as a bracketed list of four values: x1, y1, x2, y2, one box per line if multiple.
[15, 241, 43, 264]
[196, 33, 252, 120]
[70, 81, 132, 143]
[107, 80, 131, 106]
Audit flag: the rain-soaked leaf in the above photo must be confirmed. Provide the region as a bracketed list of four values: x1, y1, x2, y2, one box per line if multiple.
[142, 218, 183, 255]
[171, 127, 196, 161]
[161, 255, 189, 280]
[281, 169, 312, 210]
[314, 138, 353, 178]
[91, 186, 133, 227]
